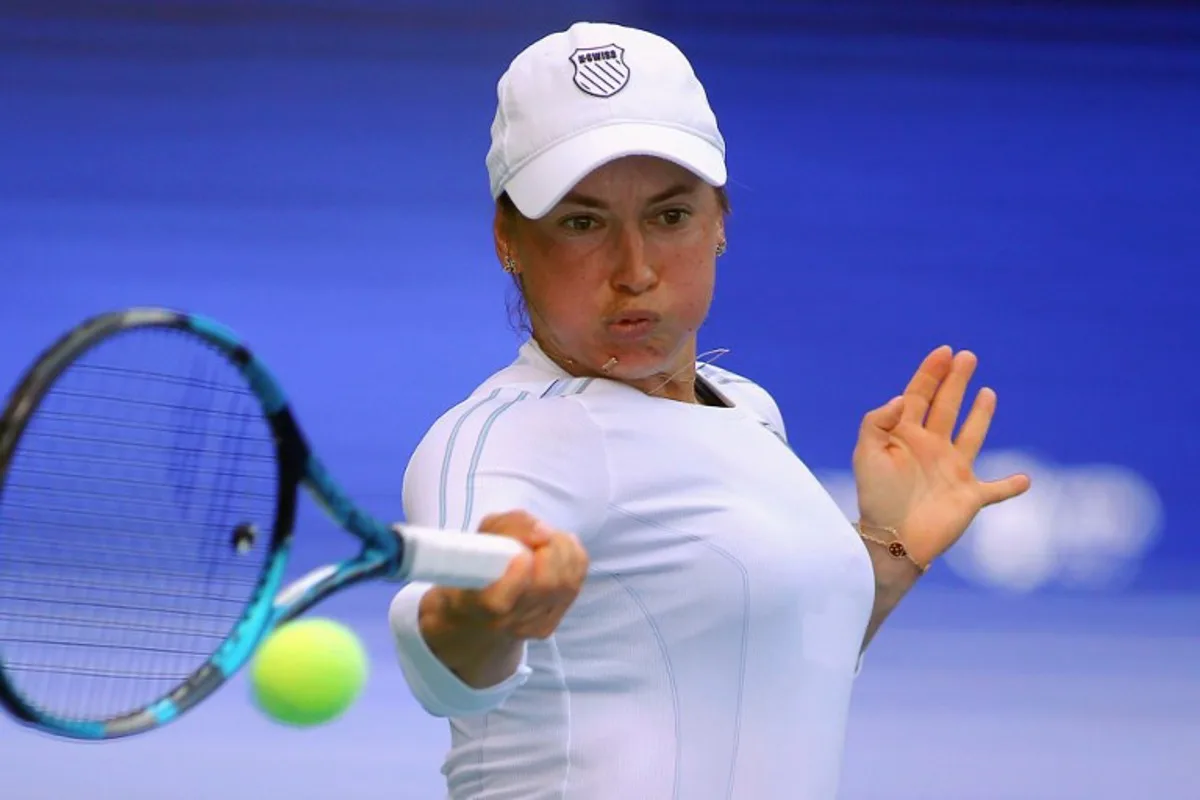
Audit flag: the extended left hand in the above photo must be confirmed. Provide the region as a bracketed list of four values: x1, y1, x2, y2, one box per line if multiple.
[852, 346, 1032, 567]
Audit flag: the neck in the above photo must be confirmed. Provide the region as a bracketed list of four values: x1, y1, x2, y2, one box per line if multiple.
[637, 364, 699, 404]
[532, 333, 700, 404]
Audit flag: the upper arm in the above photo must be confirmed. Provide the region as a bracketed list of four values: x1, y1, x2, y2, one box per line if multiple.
[403, 392, 609, 539]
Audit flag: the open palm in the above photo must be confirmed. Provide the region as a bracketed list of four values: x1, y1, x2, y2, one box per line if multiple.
[852, 346, 1031, 567]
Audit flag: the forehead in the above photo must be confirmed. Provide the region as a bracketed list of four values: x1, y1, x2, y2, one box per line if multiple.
[569, 155, 703, 199]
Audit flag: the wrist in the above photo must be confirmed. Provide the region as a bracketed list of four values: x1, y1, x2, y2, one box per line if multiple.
[854, 520, 930, 574]
[418, 588, 523, 688]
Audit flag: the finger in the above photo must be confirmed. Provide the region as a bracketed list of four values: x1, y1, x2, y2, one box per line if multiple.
[857, 396, 905, 446]
[504, 588, 574, 634]
[955, 386, 996, 461]
[900, 345, 954, 424]
[538, 530, 589, 580]
[511, 568, 581, 635]
[508, 605, 563, 639]
[512, 614, 564, 640]
[525, 534, 588, 607]
[508, 534, 588, 626]
[478, 510, 554, 549]
[557, 531, 590, 583]
[979, 473, 1032, 507]
[926, 350, 978, 437]
[473, 550, 535, 616]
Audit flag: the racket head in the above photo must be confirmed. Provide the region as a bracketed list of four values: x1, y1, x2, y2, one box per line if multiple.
[0, 308, 310, 739]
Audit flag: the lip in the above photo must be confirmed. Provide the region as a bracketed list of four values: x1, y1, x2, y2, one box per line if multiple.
[605, 310, 661, 340]
[604, 311, 662, 340]
[606, 310, 661, 326]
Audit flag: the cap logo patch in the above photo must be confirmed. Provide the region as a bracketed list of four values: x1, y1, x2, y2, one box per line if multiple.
[569, 45, 630, 98]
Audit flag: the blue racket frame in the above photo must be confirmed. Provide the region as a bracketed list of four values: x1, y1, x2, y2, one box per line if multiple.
[0, 308, 406, 740]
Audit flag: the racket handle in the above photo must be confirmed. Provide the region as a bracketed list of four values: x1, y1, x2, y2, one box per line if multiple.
[394, 524, 529, 589]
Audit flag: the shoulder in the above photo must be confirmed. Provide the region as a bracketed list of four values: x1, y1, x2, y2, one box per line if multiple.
[424, 375, 601, 442]
[402, 375, 610, 534]
[697, 361, 788, 440]
[406, 377, 604, 481]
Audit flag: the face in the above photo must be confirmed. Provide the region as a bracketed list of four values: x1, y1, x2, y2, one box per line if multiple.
[496, 155, 725, 389]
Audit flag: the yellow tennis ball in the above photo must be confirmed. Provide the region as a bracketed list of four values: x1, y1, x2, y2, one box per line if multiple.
[249, 618, 368, 727]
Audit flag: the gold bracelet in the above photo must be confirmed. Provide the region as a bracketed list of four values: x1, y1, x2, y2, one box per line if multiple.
[853, 522, 929, 574]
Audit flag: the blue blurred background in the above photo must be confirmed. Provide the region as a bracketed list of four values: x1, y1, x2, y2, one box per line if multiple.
[2, 1, 1198, 797]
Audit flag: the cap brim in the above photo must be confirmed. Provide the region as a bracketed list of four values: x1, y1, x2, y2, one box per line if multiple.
[502, 122, 727, 220]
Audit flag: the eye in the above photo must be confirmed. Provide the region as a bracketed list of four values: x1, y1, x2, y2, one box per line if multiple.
[656, 208, 692, 226]
[561, 214, 600, 232]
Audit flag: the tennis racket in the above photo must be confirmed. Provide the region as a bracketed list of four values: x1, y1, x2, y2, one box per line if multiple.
[0, 307, 527, 741]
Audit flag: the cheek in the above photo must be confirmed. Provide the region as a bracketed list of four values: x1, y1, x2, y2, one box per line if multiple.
[522, 234, 623, 316]
[665, 256, 717, 325]
[521, 265, 603, 334]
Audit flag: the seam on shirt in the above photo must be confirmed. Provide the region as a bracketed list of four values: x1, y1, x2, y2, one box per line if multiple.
[758, 419, 789, 446]
[559, 397, 613, 540]
[540, 379, 565, 398]
[437, 388, 502, 528]
[608, 571, 682, 800]
[696, 363, 735, 385]
[479, 713, 490, 798]
[544, 636, 573, 799]
[696, 363, 755, 388]
[696, 366, 788, 442]
[607, 504, 751, 800]
[461, 391, 532, 530]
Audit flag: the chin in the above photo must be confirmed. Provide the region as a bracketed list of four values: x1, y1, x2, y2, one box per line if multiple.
[600, 360, 659, 381]
[595, 345, 677, 380]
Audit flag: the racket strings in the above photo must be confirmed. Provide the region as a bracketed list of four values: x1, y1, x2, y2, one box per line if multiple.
[2, 553, 262, 590]
[32, 407, 270, 443]
[0, 328, 279, 723]
[0, 608, 237, 639]
[42, 384, 266, 419]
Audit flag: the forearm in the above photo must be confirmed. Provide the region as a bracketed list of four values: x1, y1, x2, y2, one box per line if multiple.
[418, 587, 526, 689]
[859, 537, 924, 653]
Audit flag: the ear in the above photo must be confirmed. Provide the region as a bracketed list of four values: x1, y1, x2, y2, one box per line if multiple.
[493, 205, 512, 265]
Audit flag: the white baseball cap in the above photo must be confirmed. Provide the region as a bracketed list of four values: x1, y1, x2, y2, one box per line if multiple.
[486, 21, 727, 220]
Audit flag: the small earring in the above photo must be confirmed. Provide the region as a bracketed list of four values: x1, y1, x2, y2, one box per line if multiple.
[502, 255, 519, 274]
[715, 239, 727, 257]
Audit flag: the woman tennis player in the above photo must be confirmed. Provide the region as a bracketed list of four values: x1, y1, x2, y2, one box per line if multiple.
[389, 21, 1030, 799]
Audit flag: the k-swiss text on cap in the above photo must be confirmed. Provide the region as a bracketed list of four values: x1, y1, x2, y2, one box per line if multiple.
[569, 45, 630, 97]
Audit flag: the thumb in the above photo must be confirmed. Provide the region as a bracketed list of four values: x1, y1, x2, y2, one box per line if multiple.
[979, 472, 1033, 507]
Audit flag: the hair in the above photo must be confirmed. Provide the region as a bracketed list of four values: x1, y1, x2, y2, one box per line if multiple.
[496, 184, 731, 218]
[498, 184, 731, 335]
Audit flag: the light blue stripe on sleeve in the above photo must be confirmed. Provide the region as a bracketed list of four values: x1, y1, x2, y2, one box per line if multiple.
[460, 391, 531, 531]
[437, 390, 502, 529]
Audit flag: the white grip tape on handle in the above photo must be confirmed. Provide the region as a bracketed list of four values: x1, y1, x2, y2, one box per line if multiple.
[395, 524, 528, 589]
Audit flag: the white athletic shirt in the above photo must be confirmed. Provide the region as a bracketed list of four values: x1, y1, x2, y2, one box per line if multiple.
[389, 340, 875, 800]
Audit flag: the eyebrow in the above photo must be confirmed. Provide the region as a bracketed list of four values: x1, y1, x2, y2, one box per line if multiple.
[559, 182, 698, 209]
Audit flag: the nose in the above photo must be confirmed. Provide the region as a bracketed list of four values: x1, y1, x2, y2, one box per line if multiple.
[610, 228, 657, 295]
